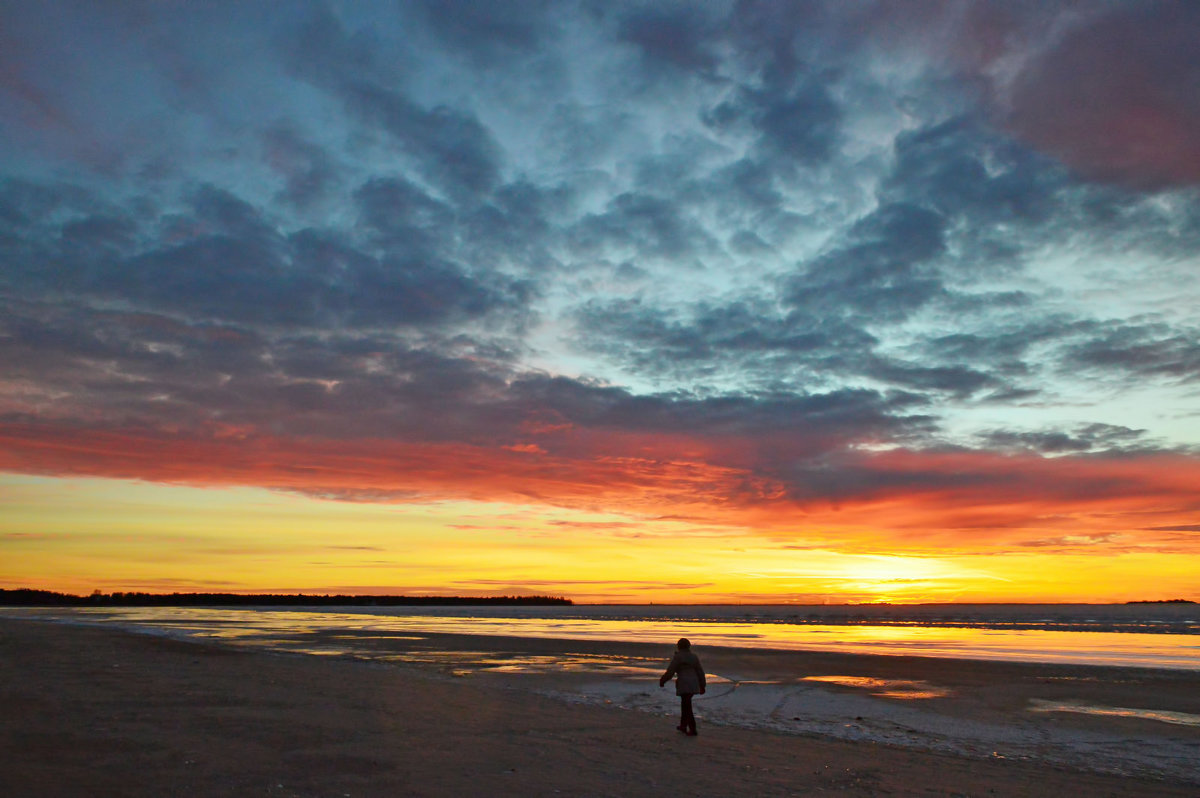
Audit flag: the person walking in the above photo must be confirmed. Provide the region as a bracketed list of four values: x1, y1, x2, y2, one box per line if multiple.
[659, 637, 705, 736]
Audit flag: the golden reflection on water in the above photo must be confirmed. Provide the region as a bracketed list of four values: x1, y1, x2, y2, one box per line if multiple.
[1029, 699, 1200, 727]
[802, 675, 950, 699]
[379, 650, 661, 676]
[10, 606, 1200, 670]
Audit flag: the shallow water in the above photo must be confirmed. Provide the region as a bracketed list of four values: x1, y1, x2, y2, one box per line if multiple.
[802, 675, 951, 699]
[5, 604, 1200, 670]
[1029, 699, 1200, 728]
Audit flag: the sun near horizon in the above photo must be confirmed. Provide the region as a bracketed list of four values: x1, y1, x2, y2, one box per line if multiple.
[5, 474, 1197, 605]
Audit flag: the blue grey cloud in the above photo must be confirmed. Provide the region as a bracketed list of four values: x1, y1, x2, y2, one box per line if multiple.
[2, 0, 1199, 511]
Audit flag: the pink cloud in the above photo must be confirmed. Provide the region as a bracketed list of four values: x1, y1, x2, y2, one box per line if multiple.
[4, 420, 1199, 555]
[1002, 4, 1200, 188]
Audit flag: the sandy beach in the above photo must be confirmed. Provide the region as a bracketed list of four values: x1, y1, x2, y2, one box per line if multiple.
[3, 618, 1200, 797]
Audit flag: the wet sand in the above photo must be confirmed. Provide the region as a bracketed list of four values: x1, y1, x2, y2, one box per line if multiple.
[3, 618, 1199, 797]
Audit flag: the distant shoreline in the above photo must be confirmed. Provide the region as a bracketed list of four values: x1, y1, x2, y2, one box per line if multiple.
[1126, 599, 1197, 604]
[3, 588, 1195, 608]
[0, 588, 572, 607]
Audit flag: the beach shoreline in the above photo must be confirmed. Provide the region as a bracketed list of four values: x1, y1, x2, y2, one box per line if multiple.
[3, 618, 1199, 797]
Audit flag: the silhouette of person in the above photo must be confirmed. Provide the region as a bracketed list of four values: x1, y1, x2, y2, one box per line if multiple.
[659, 637, 706, 736]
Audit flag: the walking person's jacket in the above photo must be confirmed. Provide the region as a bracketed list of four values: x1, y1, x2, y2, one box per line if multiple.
[661, 650, 706, 695]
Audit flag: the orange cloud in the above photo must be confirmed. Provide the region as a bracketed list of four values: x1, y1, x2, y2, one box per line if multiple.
[4, 421, 1199, 557]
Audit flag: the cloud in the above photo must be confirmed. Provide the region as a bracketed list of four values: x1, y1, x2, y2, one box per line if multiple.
[340, 81, 503, 196]
[577, 295, 876, 366]
[784, 202, 948, 323]
[881, 117, 1066, 241]
[1017, 533, 1125, 549]
[262, 124, 341, 208]
[1004, 3, 1200, 189]
[617, 4, 722, 74]
[920, 321, 1058, 376]
[1064, 321, 1200, 383]
[281, 7, 505, 198]
[454, 579, 711, 589]
[410, 0, 557, 62]
[3, 417, 1199, 555]
[980, 423, 1152, 455]
[568, 191, 718, 263]
[706, 78, 843, 167]
[0, 177, 532, 331]
[2, 0, 1200, 569]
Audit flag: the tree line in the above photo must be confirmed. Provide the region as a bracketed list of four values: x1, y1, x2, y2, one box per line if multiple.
[0, 588, 573, 606]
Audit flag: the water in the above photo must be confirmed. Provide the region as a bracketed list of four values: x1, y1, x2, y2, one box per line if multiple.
[5, 602, 1200, 670]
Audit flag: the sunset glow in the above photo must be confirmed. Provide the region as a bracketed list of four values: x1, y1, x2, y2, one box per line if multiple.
[2, 2, 1199, 603]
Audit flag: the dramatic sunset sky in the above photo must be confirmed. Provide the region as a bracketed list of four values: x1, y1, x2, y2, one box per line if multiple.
[2, 1, 1199, 603]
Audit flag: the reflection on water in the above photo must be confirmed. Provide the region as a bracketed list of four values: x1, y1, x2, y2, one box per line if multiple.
[5, 605, 1200, 670]
[330, 634, 426, 641]
[803, 675, 951, 699]
[377, 649, 662, 677]
[1029, 699, 1200, 727]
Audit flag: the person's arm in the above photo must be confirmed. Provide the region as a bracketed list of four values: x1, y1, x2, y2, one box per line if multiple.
[697, 658, 706, 694]
[659, 652, 680, 687]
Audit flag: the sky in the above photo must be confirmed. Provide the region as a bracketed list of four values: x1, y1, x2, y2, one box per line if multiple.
[2, 0, 1199, 603]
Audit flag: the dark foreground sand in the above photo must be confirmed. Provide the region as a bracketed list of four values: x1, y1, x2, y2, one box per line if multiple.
[2, 619, 1197, 798]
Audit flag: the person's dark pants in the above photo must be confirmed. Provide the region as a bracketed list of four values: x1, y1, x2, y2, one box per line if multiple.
[679, 693, 697, 734]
